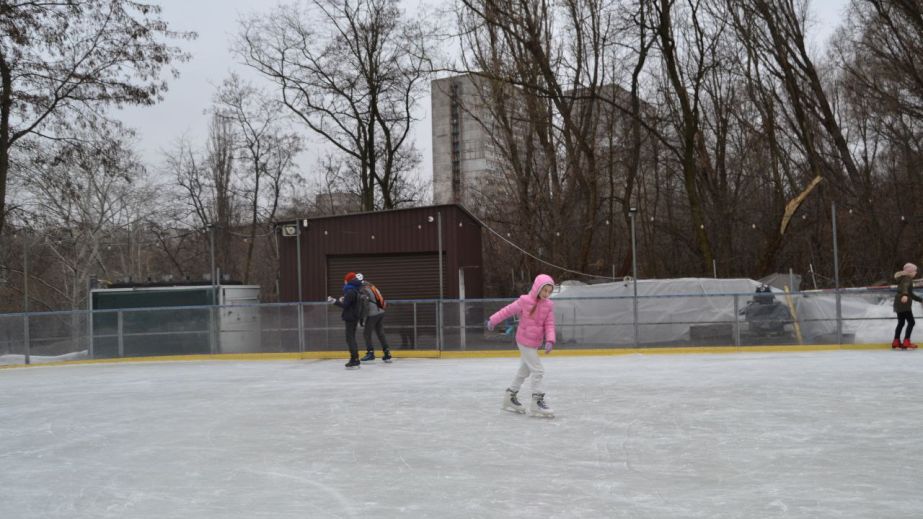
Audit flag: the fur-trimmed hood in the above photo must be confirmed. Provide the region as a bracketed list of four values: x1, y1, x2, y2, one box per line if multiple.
[895, 262, 918, 280]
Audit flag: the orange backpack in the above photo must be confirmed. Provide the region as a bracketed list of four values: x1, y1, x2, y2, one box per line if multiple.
[365, 283, 386, 309]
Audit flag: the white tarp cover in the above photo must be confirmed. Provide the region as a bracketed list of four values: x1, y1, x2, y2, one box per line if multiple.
[798, 291, 920, 343]
[553, 278, 763, 345]
[552, 278, 912, 345]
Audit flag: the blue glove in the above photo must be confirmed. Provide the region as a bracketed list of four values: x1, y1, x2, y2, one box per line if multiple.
[485, 319, 495, 332]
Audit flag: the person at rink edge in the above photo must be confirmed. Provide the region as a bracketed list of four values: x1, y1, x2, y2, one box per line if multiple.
[487, 274, 556, 417]
[355, 273, 392, 363]
[328, 272, 363, 368]
[893, 262, 921, 350]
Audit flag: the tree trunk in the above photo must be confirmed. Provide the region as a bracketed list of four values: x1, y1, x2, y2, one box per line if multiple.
[0, 53, 12, 237]
[656, 1, 714, 273]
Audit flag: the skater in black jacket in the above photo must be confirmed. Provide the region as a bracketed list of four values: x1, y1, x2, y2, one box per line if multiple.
[329, 272, 364, 368]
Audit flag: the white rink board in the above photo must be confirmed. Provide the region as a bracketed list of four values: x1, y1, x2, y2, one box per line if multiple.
[2, 351, 922, 518]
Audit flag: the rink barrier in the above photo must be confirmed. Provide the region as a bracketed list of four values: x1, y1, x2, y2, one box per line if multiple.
[0, 288, 906, 367]
[0, 342, 893, 370]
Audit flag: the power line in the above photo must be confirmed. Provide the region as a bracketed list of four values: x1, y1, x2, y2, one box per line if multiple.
[465, 211, 621, 281]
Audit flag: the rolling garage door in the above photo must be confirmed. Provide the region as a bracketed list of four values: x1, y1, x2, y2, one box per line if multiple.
[326, 253, 446, 300]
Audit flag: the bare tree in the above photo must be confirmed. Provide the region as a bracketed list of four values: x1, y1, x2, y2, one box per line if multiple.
[732, 1, 860, 190]
[167, 116, 242, 281]
[830, 0, 923, 271]
[455, 0, 877, 285]
[649, 0, 725, 272]
[0, 0, 194, 235]
[16, 129, 153, 310]
[213, 74, 302, 284]
[237, 0, 433, 210]
[457, 0, 633, 274]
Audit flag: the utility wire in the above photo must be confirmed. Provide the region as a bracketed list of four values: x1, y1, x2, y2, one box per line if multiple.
[465, 211, 621, 281]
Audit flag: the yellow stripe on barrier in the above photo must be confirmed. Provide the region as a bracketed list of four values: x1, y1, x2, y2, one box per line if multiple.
[443, 343, 890, 358]
[0, 343, 894, 370]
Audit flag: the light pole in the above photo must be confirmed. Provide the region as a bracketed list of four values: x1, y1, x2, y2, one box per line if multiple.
[206, 223, 218, 354]
[296, 220, 304, 306]
[22, 233, 29, 313]
[22, 231, 31, 365]
[207, 224, 217, 287]
[436, 211, 445, 351]
[831, 202, 842, 344]
[296, 220, 305, 354]
[428, 213, 444, 351]
[629, 207, 639, 348]
[281, 221, 306, 354]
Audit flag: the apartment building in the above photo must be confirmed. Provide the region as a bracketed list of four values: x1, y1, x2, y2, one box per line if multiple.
[430, 74, 503, 208]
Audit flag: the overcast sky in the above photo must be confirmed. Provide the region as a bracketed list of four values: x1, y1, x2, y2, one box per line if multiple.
[116, 0, 851, 189]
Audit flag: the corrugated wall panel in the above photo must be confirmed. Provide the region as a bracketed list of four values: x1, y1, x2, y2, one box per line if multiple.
[326, 253, 445, 300]
[279, 205, 482, 302]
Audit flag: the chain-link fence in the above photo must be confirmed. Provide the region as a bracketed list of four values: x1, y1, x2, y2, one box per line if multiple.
[0, 288, 915, 365]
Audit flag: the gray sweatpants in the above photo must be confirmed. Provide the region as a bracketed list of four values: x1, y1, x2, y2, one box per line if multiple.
[363, 313, 390, 352]
[510, 343, 544, 394]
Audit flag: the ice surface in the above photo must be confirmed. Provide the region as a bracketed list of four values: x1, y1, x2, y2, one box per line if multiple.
[2, 351, 923, 518]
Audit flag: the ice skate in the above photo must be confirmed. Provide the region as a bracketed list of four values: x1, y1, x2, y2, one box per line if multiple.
[892, 338, 903, 350]
[530, 392, 554, 418]
[361, 351, 376, 362]
[501, 388, 526, 414]
[345, 358, 361, 369]
[382, 348, 392, 363]
[903, 339, 918, 350]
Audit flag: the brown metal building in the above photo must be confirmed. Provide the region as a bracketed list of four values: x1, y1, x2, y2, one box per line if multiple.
[278, 204, 483, 302]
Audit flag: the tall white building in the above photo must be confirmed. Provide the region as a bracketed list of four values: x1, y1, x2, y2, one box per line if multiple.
[431, 76, 658, 211]
[430, 74, 501, 208]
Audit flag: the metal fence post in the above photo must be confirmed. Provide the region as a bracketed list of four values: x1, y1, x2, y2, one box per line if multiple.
[298, 303, 305, 354]
[209, 305, 217, 355]
[438, 301, 443, 352]
[324, 303, 329, 350]
[23, 313, 30, 365]
[117, 310, 124, 358]
[88, 307, 94, 359]
[459, 301, 466, 351]
[459, 268, 467, 351]
[733, 294, 741, 347]
[277, 304, 282, 351]
[413, 302, 418, 349]
[632, 295, 640, 348]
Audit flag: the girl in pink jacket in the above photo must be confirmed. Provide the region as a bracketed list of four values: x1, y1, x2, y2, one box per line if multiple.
[488, 274, 556, 417]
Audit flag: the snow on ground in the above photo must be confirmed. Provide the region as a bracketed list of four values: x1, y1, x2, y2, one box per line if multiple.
[2, 351, 923, 518]
[0, 350, 89, 365]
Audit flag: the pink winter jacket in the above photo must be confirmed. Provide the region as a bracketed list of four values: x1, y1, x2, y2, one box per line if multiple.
[489, 274, 556, 349]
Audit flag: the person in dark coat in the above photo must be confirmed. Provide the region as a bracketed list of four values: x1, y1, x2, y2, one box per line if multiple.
[329, 272, 363, 368]
[893, 263, 921, 350]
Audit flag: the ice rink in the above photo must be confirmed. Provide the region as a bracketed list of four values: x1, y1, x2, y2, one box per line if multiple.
[2, 350, 923, 518]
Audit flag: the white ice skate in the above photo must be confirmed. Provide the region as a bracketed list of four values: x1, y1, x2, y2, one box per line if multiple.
[502, 388, 526, 414]
[530, 392, 554, 418]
